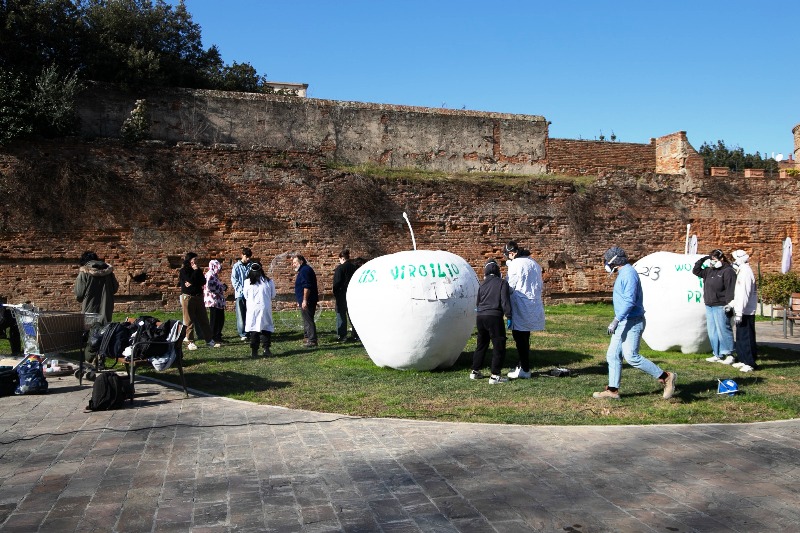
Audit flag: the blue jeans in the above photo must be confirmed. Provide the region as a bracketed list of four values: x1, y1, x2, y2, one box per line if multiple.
[606, 316, 663, 389]
[235, 297, 247, 337]
[705, 305, 734, 358]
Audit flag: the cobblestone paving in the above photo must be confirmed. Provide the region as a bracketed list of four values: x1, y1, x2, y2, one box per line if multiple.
[0, 322, 798, 532]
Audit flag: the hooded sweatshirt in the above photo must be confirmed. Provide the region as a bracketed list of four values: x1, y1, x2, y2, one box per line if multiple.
[204, 260, 227, 309]
[74, 260, 119, 323]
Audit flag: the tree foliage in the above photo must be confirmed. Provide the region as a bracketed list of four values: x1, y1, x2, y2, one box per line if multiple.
[0, 0, 271, 144]
[760, 272, 800, 306]
[698, 140, 779, 172]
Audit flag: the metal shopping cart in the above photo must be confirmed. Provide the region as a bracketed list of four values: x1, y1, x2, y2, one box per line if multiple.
[9, 304, 103, 382]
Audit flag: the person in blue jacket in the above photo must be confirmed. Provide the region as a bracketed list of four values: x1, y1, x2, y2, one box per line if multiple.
[292, 254, 319, 348]
[593, 247, 676, 400]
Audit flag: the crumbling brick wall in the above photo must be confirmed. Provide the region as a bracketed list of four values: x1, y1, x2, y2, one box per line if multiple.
[1, 139, 797, 314]
[546, 138, 656, 176]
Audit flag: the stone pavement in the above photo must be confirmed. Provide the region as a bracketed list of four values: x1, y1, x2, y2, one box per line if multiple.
[0, 322, 798, 533]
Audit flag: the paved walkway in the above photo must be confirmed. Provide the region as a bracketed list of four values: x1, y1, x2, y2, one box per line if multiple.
[1, 323, 799, 532]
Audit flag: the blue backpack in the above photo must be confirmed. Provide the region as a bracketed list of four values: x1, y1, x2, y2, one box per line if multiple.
[15, 355, 48, 395]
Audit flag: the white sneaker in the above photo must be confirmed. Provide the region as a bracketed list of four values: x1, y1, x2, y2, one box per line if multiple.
[720, 355, 736, 365]
[212, 342, 222, 348]
[731, 362, 745, 369]
[187, 342, 198, 351]
[240, 336, 248, 341]
[739, 364, 754, 373]
[507, 367, 532, 379]
[470, 370, 484, 380]
[705, 356, 722, 363]
[489, 375, 509, 384]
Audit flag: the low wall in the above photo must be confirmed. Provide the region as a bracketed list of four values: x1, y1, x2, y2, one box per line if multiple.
[546, 138, 656, 176]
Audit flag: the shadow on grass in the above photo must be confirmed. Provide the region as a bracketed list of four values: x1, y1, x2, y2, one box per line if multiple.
[151, 370, 291, 395]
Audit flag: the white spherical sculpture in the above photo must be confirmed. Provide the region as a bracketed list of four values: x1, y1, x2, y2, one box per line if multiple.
[633, 251, 710, 354]
[347, 250, 479, 370]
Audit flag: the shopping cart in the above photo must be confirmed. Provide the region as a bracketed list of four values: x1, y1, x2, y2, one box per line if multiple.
[9, 304, 103, 382]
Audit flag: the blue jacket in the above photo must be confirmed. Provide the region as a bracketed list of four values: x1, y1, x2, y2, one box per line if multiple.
[231, 260, 252, 298]
[294, 263, 319, 305]
[613, 263, 644, 321]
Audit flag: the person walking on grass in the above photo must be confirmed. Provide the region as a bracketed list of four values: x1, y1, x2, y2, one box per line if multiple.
[593, 246, 676, 400]
[470, 260, 512, 384]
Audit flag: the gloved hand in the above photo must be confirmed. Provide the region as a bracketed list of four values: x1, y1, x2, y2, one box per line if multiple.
[724, 305, 733, 317]
[735, 315, 742, 325]
[506, 319, 512, 329]
[607, 318, 619, 335]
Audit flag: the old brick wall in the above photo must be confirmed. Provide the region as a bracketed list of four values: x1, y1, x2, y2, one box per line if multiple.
[546, 138, 656, 176]
[655, 131, 705, 178]
[1, 140, 798, 314]
[76, 84, 548, 175]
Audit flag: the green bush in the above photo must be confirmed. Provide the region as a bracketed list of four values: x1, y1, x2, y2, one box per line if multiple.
[760, 272, 800, 305]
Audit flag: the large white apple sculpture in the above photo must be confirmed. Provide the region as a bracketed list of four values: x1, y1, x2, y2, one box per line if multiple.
[633, 251, 710, 354]
[347, 248, 479, 371]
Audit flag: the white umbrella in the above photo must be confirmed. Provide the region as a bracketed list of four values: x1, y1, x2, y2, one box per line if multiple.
[781, 237, 793, 274]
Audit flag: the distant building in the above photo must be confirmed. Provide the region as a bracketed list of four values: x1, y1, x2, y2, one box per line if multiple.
[263, 81, 308, 97]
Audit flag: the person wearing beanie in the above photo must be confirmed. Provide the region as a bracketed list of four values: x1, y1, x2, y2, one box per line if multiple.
[178, 252, 216, 350]
[502, 240, 545, 379]
[593, 246, 676, 400]
[730, 250, 758, 372]
[470, 260, 513, 384]
[692, 249, 737, 364]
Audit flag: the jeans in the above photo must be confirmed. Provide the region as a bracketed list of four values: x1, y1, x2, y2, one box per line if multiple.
[235, 297, 247, 337]
[705, 305, 734, 358]
[606, 315, 663, 389]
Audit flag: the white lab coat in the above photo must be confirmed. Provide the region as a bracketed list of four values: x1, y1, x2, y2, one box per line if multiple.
[244, 278, 276, 332]
[506, 255, 545, 331]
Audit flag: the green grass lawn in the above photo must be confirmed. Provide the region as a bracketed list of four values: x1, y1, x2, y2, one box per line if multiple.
[94, 304, 800, 425]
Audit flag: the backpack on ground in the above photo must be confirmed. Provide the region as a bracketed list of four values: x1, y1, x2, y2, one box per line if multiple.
[0, 365, 18, 396]
[86, 372, 130, 411]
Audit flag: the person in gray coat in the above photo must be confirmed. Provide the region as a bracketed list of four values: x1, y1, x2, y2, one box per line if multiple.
[74, 251, 119, 324]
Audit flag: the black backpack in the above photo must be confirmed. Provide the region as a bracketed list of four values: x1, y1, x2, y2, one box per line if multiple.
[86, 372, 130, 411]
[134, 318, 177, 358]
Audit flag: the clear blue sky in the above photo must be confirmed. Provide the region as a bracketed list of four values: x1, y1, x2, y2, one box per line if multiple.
[180, 0, 799, 158]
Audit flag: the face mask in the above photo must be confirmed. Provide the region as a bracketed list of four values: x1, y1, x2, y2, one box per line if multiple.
[604, 264, 614, 273]
[711, 260, 722, 269]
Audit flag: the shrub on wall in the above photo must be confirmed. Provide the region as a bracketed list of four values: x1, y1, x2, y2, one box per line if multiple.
[760, 272, 800, 306]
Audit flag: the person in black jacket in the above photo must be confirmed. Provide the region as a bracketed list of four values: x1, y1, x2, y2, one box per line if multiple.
[332, 249, 358, 342]
[692, 249, 737, 364]
[470, 260, 513, 384]
[178, 252, 215, 350]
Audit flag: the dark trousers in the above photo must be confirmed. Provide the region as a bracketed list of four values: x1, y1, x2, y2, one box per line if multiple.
[0, 307, 21, 355]
[249, 330, 272, 356]
[335, 297, 349, 339]
[301, 302, 317, 344]
[208, 307, 225, 342]
[735, 315, 758, 367]
[511, 329, 531, 372]
[472, 315, 507, 376]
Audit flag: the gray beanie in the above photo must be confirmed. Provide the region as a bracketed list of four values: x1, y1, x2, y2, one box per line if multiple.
[484, 260, 500, 277]
[603, 247, 628, 267]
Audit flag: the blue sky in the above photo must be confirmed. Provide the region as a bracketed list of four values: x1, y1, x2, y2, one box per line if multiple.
[180, 0, 799, 158]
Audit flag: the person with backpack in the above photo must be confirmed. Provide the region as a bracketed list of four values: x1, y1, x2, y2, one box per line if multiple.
[178, 252, 216, 350]
[204, 259, 227, 347]
[244, 263, 276, 357]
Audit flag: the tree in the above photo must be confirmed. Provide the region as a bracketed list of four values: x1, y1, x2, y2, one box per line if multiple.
[0, 0, 270, 144]
[698, 140, 779, 172]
